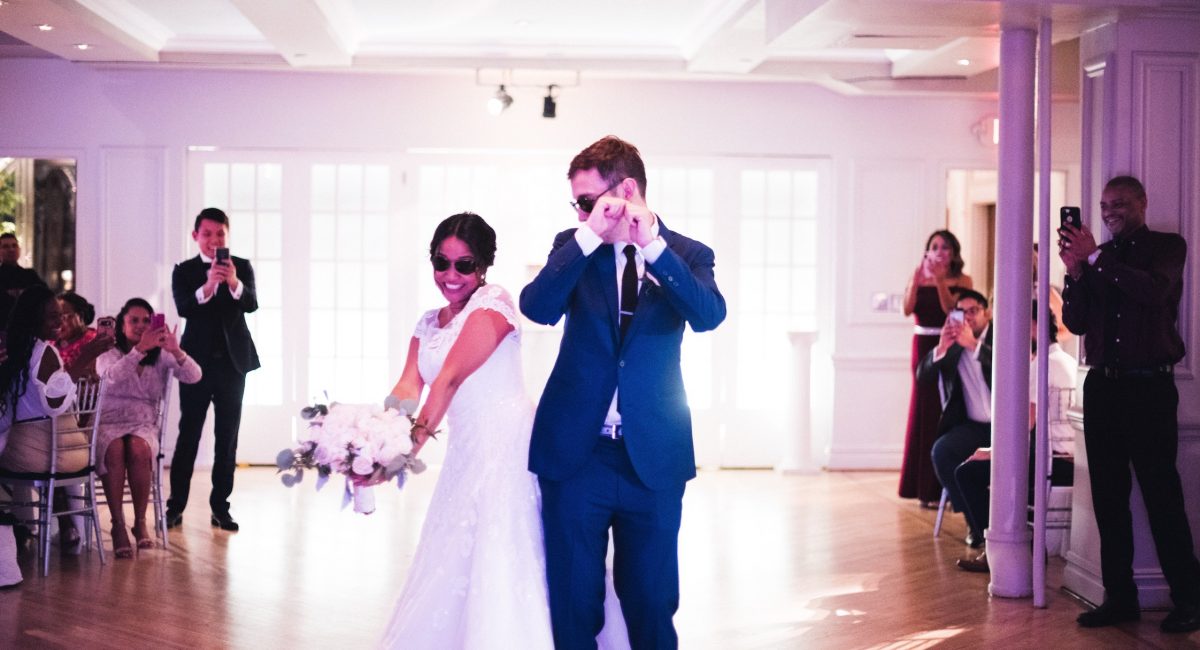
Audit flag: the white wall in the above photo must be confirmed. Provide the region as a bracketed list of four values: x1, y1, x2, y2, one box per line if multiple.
[0, 58, 1082, 469]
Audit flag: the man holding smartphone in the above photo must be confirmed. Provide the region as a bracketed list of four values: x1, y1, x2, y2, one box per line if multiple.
[167, 207, 260, 532]
[1060, 176, 1200, 632]
[917, 289, 993, 547]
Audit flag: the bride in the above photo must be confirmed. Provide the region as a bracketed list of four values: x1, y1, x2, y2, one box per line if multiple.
[381, 213, 625, 649]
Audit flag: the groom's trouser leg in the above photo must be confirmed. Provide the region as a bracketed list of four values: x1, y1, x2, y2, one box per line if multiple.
[540, 440, 619, 650]
[612, 468, 683, 650]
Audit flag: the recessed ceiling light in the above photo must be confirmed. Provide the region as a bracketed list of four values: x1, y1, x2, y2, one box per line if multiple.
[75, 43, 91, 51]
[37, 24, 53, 31]
[956, 58, 971, 66]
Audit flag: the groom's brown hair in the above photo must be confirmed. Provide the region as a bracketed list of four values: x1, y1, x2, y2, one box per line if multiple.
[568, 136, 648, 198]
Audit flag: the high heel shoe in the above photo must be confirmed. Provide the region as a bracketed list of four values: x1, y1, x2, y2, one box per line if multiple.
[131, 523, 154, 550]
[111, 526, 133, 559]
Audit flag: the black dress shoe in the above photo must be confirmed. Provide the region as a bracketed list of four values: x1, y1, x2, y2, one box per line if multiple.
[165, 512, 183, 529]
[956, 552, 989, 573]
[210, 513, 239, 532]
[1161, 604, 1200, 634]
[965, 531, 985, 549]
[1077, 600, 1140, 628]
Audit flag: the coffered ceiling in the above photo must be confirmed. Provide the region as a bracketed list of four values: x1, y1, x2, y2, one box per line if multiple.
[0, 0, 1195, 95]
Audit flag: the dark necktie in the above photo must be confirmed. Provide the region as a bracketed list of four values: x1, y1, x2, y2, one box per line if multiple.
[619, 244, 639, 340]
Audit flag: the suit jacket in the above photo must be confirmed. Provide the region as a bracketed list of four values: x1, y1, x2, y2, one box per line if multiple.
[520, 221, 726, 490]
[172, 255, 260, 375]
[916, 325, 993, 435]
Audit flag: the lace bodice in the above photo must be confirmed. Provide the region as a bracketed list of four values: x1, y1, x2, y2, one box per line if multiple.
[413, 284, 529, 442]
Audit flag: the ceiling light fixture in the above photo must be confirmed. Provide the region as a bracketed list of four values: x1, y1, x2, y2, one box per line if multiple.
[75, 43, 92, 51]
[956, 58, 971, 66]
[37, 23, 53, 31]
[487, 85, 513, 116]
[542, 85, 558, 119]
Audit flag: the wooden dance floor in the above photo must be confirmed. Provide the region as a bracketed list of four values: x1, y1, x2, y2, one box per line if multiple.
[0, 467, 1189, 648]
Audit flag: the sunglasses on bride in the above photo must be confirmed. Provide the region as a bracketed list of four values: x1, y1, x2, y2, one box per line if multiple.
[431, 254, 478, 274]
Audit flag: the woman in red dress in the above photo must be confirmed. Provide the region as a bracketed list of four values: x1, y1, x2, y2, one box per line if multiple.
[898, 230, 973, 505]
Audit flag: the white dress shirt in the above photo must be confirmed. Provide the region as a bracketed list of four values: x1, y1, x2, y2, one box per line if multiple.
[573, 220, 665, 427]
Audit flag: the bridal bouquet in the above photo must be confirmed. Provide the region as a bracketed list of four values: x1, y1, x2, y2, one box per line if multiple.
[276, 399, 428, 514]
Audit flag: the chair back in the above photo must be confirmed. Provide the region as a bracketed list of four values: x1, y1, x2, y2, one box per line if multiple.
[52, 378, 106, 473]
[156, 373, 175, 449]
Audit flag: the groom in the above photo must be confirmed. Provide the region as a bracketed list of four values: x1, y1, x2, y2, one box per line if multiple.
[521, 136, 726, 648]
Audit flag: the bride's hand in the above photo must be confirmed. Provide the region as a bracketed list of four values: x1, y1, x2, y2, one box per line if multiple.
[410, 422, 435, 456]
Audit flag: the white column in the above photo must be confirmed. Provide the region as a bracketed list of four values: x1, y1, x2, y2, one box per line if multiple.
[987, 25, 1036, 599]
[778, 331, 818, 474]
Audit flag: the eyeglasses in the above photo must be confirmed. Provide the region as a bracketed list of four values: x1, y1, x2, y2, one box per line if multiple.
[431, 254, 478, 274]
[960, 306, 985, 316]
[570, 180, 621, 214]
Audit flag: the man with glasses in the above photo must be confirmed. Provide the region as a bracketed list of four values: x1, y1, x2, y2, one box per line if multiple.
[521, 136, 726, 648]
[919, 289, 993, 548]
[1060, 175, 1200, 633]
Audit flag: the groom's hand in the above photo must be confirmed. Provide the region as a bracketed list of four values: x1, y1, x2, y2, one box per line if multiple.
[626, 204, 657, 248]
[586, 197, 629, 243]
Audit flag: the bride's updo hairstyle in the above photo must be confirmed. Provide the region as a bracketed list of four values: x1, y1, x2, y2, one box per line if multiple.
[429, 212, 497, 275]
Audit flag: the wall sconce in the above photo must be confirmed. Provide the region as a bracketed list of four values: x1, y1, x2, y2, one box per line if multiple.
[972, 114, 999, 146]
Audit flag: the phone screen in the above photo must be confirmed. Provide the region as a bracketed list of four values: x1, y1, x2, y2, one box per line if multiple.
[948, 309, 965, 325]
[97, 316, 116, 336]
[1060, 206, 1081, 230]
[216, 247, 230, 262]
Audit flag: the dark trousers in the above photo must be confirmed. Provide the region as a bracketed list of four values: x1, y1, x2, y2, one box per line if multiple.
[1082, 369, 1200, 607]
[168, 355, 246, 517]
[931, 420, 991, 515]
[954, 438, 1075, 542]
[539, 437, 685, 650]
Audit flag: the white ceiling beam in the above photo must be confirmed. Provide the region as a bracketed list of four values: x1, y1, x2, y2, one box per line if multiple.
[686, 1, 768, 74]
[0, 0, 161, 62]
[891, 35, 1000, 78]
[228, 0, 356, 68]
[763, 0, 828, 44]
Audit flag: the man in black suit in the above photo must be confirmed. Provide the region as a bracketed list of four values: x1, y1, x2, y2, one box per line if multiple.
[918, 288, 993, 545]
[167, 208, 260, 532]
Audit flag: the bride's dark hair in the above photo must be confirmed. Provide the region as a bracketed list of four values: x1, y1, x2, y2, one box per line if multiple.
[429, 212, 497, 272]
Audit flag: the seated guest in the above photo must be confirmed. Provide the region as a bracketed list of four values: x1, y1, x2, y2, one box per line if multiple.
[954, 304, 1077, 572]
[0, 286, 82, 552]
[55, 292, 114, 380]
[95, 299, 200, 557]
[918, 289, 993, 548]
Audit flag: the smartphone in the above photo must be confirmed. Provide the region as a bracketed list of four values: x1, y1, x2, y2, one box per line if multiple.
[948, 309, 965, 325]
[1060, 206, 1082, 230]
[96, 316, 116, 337]
[150, 313, 166, 330]
[215, 247, 230, 263]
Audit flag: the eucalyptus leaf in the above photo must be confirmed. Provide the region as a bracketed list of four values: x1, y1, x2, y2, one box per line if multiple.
[275, 448, 296, 470]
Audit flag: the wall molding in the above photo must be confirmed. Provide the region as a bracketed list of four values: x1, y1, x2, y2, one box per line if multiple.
[1131, 51, 1199, 382]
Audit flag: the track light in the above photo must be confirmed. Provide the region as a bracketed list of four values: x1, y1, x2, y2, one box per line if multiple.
[542, 85, 558, 119]
[487, 85, 513, 115]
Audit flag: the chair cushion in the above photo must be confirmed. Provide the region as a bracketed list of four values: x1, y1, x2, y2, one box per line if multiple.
[0, 416, 88, 475]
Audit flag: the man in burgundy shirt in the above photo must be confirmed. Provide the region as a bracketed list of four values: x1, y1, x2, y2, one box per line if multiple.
[1059, 175, 1200, 633]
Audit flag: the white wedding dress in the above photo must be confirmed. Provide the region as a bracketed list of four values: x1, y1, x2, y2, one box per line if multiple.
[381, 284, 627, 649]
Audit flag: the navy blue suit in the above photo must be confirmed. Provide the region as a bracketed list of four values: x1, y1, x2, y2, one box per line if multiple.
[521, 221, 725, 649]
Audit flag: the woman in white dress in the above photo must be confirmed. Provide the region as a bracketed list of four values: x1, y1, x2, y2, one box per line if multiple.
[381, 213, 625, 649]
